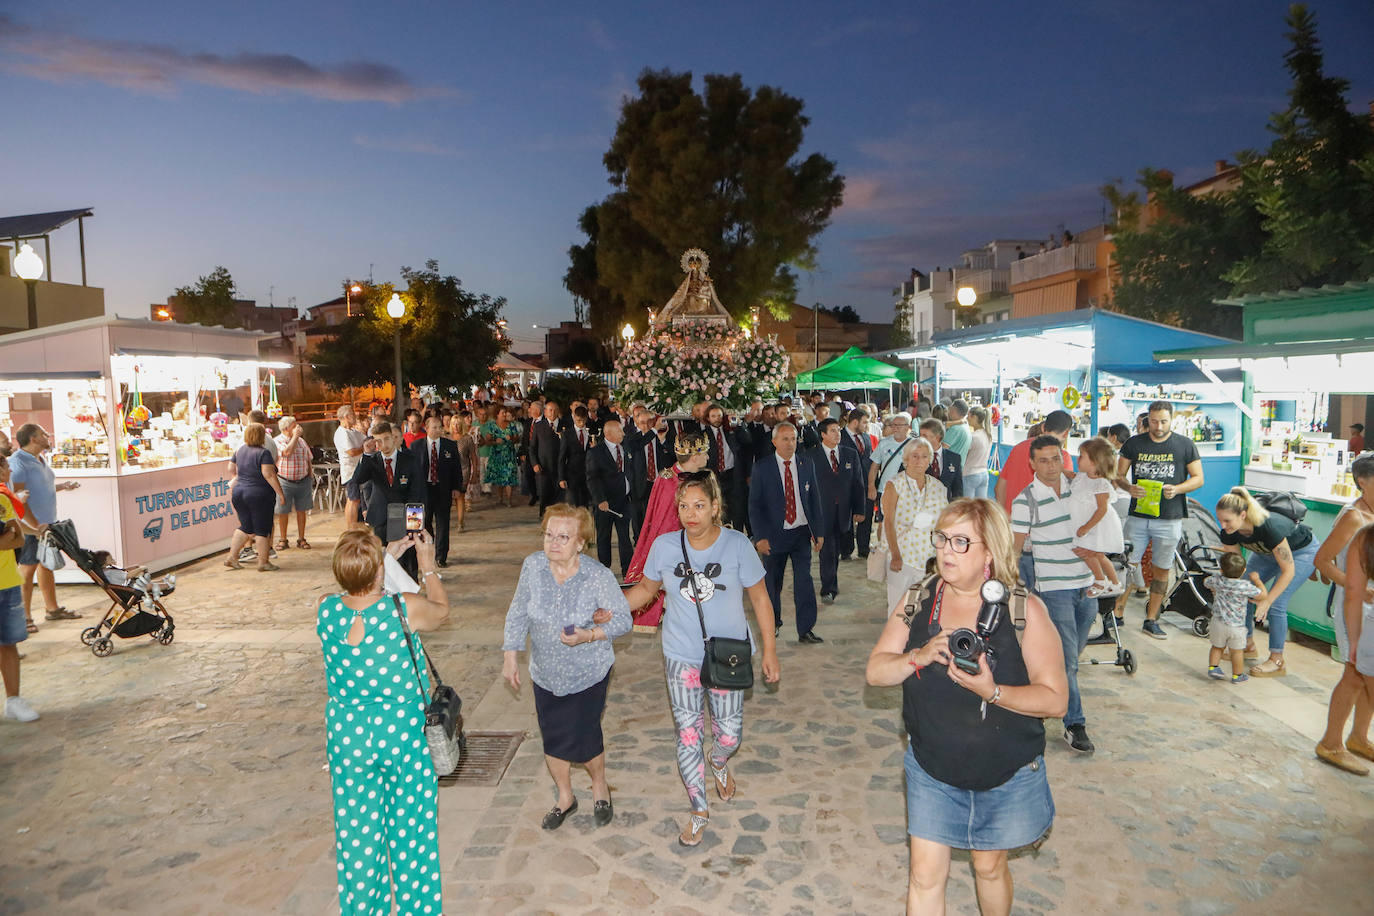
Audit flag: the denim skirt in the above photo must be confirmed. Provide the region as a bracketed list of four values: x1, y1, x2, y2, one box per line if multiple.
[904, 745, 1054, 850]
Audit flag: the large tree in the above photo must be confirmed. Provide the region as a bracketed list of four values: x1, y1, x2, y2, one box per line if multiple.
[568, 69, 844, 337]
[312, 261, 505, 394]
[172, 266, 240, 327]
[1105, 4, 1374, 336]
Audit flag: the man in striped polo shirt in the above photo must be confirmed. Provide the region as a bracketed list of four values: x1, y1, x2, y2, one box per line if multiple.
[1011, 435, 1098, 755]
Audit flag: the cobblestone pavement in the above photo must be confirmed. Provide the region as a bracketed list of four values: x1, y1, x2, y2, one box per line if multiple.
[2, 500, 1372, 915]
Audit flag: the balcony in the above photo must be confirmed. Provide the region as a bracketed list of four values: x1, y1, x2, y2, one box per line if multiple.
[949, 267, 1009, 298]
[1010, 243, 1096, 286]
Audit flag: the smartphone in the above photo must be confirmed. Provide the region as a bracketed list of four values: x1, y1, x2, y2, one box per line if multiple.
[405, 502, 424, 532]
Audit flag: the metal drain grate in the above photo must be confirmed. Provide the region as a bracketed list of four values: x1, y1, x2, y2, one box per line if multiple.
[439, 731, 524, 787]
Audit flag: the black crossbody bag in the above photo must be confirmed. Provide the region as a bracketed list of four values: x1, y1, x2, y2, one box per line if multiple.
[394, 595, 465, 776]
[680, 530, 754, 690]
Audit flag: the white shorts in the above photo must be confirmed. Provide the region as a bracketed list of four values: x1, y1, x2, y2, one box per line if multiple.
[1209, 619, 1246, 651]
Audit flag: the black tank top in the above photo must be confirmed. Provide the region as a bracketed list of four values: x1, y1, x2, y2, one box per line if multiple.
[901, 580, 1045, 790]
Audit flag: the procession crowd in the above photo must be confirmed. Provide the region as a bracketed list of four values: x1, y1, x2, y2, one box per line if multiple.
[4, 387, 1372, 915]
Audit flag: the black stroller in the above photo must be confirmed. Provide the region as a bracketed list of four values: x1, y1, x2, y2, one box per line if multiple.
[1161, 498, 1225, 637]
[43, 520, 177, 657]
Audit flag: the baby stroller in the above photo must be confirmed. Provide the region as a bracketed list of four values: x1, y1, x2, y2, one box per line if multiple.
[43, 520, 177, 657]
[1161, 498, 1225, 638]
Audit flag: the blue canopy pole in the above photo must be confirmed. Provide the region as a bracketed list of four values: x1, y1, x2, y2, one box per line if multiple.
[995, 357, 1003, 457]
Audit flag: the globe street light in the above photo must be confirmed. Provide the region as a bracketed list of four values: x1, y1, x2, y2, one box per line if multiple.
[387, 293, 406, 421]
[14, 243, 44, 329]
[621, 323, 635, 346]
[956, 286, 977, 308]
[346, 282, 363, 317]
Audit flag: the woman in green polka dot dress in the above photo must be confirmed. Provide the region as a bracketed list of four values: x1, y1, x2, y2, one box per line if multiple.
[319, 528, 451, 915]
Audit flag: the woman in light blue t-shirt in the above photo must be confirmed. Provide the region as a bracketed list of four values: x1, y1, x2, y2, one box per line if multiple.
[623, 470, 780, 849]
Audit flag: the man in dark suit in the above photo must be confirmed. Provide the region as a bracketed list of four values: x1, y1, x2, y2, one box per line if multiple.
[352, 422, 426, 577]
[704, 404, 749, 532]
[586, 419, 634, 577]
[807, 418, 866, 605]
[624, 412, 674, 536]
[530, 401, 563, 515]
[842, 408, 875, 559]
[409, 415, 464, 566]
[519, 400, 542, 505]
[558, 407, 593, 508]
[920, 418, 964, 498]
[748, 422, 826, 645]
[585, 396, 613, 438]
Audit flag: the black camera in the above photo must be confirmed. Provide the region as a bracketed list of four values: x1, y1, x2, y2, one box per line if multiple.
[949, 579, 1008, 674]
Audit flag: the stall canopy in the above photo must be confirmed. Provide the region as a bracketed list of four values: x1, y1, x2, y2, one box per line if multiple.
[795, 346, 910, 389]
[492, 351, 542, 373]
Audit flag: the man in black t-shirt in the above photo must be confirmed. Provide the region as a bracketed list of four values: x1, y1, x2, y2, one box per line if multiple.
[1115, 400, 1204, 639]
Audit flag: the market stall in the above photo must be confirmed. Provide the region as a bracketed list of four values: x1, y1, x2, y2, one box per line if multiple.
[0, 316, 285, 581]
[1156, 280, 1374, 645]
[794, 345, 910, 403]
[904, 310, 1243, 511]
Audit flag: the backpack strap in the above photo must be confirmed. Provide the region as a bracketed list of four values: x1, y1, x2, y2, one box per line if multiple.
[1010, 583, 1029, 644]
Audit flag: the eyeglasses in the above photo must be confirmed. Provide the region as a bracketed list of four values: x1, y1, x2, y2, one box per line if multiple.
[543, 531, 573, 546]
[931, 531, 982, 553]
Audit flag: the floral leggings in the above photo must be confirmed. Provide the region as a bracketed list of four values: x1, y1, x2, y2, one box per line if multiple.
[665, 658, 744, 812]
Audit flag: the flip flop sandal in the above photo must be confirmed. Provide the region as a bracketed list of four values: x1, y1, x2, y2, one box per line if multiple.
[296, 539, 312, 549]
[679, 811, 710, 847]
[1316, 743, 1370, 775]
[1346, 737, 1374, 762]
[711, 762, 736, 802]
[1250, 657, 1286, 677]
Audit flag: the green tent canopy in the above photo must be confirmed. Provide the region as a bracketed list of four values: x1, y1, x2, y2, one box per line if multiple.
[795, 346, 910, 389]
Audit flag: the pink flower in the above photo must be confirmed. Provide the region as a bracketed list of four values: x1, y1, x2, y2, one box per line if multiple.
[679, 726, 701, 746]
[718, 732, 738, 747]
[680, 667, 702, 688]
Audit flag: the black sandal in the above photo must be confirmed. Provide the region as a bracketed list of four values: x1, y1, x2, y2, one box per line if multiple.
[541, 798, 577, 830]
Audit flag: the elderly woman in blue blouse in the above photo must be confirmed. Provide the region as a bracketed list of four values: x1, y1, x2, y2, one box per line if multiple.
[503, 503, 632, 830]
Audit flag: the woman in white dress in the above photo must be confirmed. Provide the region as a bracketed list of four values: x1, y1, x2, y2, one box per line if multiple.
[882, 437, 948, 612]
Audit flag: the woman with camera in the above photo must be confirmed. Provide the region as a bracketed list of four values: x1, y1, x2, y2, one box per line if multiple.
[866, 498, 1068, 916]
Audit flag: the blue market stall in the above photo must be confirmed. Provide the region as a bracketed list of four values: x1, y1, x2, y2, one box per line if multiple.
[906, 310, 1243, 512]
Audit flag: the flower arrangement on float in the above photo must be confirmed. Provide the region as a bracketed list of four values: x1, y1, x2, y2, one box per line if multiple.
[614, 321, 789, 413]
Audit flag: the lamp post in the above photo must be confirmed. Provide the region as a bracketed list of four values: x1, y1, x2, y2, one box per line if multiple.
[386, 293, 406, 422]
[620, 323, 635, 347]
[345, 282, 363, 318]
[14, 243, 44, 330]
[955, 286, 977, 328]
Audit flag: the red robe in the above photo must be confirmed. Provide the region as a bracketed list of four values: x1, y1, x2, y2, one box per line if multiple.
[623, 463, 690, 632]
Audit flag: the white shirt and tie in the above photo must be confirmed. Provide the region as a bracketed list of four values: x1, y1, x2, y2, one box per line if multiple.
[774, 452, 808, 530]
[425, 436, 443, 485]
[605, 440, 629, 495]
[710, 424, 735, 472]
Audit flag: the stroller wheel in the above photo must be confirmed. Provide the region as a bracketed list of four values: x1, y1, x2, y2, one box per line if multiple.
[80, 626, 101, 646]
[1192, 617, 1210, 638]
[158, 627, 175, 646]
[1121, 648, 1137, 675]
[91, 638, 114, 658]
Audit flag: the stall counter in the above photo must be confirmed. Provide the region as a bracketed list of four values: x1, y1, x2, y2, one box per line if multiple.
[53, 462, 238, 583]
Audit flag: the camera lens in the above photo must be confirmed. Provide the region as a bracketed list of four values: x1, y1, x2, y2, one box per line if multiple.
[949, 630, 976, 656]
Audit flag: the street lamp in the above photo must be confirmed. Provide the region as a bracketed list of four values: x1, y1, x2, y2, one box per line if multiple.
[14, 243, 44, 329]
[955, 286, 977, 327]
[345, 282, 363, 317]
[387, 293, 406, 421]
[621, 323, 635, 346]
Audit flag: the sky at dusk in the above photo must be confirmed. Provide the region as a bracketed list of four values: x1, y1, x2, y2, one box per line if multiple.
[4, 0, 1373, 350]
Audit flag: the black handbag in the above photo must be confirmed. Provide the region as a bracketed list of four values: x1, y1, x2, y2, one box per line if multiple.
[680, 530, 754, 690]
[394, 596, 465, 775]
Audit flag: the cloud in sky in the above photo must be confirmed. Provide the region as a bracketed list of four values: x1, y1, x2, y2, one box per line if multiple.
[0, 13, 458, 103]
[353, 133, 463, 157]
[586, 20, 616, 52]
[812, 16, 918, 47]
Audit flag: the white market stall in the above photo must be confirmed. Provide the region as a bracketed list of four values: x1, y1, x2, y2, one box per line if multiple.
[0, 317, 286, 581]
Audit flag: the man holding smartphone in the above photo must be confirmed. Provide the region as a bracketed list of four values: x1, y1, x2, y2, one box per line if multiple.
[352, 422, 425, 552]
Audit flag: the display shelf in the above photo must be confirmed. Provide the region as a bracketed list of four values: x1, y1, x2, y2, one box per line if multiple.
[1118, 396, 1238, 406]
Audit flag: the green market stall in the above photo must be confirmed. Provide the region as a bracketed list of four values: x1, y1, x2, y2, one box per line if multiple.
[1157, 279, 1374, 647]
[795, 345, 910, 398]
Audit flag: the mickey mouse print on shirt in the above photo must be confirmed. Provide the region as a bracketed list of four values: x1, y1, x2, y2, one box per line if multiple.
[674, 561, 726, 604]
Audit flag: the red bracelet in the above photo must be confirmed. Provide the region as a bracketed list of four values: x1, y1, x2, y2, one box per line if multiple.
[907, 653, 923, 678]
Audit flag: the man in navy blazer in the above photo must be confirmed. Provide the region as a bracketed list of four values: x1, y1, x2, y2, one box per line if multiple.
[748, 422, 826, 644]
[806, 418, 866, 605]
[920, 418, 964, 498]
[586, 419, 634, 577]
[409, 415, 465, 566]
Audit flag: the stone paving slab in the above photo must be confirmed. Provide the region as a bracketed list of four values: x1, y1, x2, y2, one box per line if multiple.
[2, 503, 1372, 914]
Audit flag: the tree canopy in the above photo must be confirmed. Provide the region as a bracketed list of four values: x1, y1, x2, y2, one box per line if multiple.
[566, 69, 845, 339]
[1105, 4, 1374, 336]
[172, 266, 240, 327]
[312, 261, 505, 394]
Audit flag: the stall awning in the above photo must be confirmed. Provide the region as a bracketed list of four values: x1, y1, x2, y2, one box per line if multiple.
[1156, 337, 1374, 363]
[796, 345, 909, 388]
[493, 351, 542, 372]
